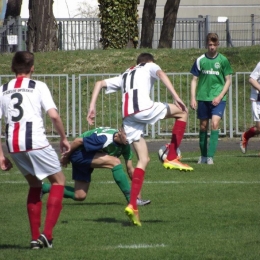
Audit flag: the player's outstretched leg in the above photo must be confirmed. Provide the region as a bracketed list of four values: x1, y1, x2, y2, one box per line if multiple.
[125, 204, 141, 226]
[163, 158, 193, 171]
[240, 132, 248, 154]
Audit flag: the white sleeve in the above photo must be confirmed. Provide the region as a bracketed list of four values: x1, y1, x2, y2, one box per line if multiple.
[147, 63, 161, 79]
[104, 75, 122, 94]
[40, 83, 57, 112]
[250, 62, 260, 82]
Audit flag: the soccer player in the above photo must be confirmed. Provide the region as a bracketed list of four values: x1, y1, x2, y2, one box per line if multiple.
[42, 126, 151, 206]
[87, 52, 193, 226]
[190, 33, 233, 164]
[0, 51, 70, 249]
[240, 62, 260, 153]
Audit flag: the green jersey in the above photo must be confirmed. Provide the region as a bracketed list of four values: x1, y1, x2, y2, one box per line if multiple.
[80, 127, 133, 161]
[190, 53, 233, 101]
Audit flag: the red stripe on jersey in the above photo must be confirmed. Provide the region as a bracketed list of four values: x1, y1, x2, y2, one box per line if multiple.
[12, 123, 20, 152]
[14, 77, 23, 88]
[124, 92, 129, 117]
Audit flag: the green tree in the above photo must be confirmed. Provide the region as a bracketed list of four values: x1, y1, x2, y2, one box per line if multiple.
[98, 0, 139, 49]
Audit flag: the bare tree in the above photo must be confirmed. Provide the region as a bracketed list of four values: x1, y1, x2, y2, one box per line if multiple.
[74, 2, 99, 18]
[27, 0, 58, 52]
[4, 0, 22, 19]
[140, 0, 157, 48]
[0, 0, 22, 52]
[158, 0, 180, 48]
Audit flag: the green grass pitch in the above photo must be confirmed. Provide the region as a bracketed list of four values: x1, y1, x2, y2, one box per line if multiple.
[0, 149, 259, 260]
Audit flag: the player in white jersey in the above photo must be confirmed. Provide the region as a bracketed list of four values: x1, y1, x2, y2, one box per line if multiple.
[240, 62, 260, 153]
[0, 51, 70, 249]
[87, 52, 193, 227]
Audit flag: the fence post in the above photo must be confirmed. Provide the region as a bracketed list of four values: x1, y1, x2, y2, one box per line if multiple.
[228, 77, 233, 138]
[251, 14, 255, 46]
[58, 22, 63, 50]
[205, 15, 210, 47]
[71, 74, 76, 138]
[16, 16, 22, 51]
[226, 18, 230, 47]
[198, 15, 203, 49]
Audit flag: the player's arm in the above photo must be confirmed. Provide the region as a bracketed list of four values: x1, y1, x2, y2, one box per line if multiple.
[87, 80, 107, 125]
[156, 70, 188, 112]
[249, 77, 260, 92]
[121, 144, 134, 179]
[47, 108, 70, 154]
[212, 74, 232, 106]
[0, 121, 13, 171]
[124, 159, 134, 180]
[60, 137, 83, 167]
[190, 75, 198, 110]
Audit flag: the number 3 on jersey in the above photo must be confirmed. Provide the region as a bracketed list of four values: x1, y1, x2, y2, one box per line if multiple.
[11, 92, 23, 122]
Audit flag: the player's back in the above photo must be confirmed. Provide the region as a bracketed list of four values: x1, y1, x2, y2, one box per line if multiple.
[121, 62, 160, 117]
[0, 77, 55, 152]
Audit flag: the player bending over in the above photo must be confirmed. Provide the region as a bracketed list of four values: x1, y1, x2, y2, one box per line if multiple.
[42, 127, 151, 206]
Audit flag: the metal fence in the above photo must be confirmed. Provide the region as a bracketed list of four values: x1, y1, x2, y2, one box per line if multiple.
[1, 15, 260, 52]
[0, 72, 254, 139]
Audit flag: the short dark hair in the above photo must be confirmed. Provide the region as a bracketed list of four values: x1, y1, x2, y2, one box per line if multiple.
[12, 51, 34, 74]
[206, 33, 219, 44]
[136, 53, 154, 64]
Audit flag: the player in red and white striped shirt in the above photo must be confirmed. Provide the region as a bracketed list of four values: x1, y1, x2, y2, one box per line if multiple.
[87, 53, 193, 227]
[0, 51, 70, 249]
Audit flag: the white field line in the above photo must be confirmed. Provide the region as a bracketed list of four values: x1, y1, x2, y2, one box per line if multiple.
[114, 243, 167, 249]
[0, 180, 259, 184]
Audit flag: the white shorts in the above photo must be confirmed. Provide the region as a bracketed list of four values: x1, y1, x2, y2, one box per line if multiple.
[10, 145, 61, 181]
[123, 102, 168, 143]
[251, 101, 260, 122]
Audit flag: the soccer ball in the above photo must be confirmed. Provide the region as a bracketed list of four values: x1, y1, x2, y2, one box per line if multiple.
[158, 143, 181, 163]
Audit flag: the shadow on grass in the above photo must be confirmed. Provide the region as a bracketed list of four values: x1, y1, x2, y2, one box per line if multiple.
[0, 244, 27, 249]
[60, 217, 164, 226]
[236, 154, 259, 157]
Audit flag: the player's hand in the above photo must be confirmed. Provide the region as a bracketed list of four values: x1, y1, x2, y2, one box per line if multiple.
[190, 99, 197, 110]
[87, 108, 96, 125]
[60, 139, 70, 154]
[212, 97, 221, 106]
[0, 156, 13, 171]
[60, 154, 70, 168]
[174, 97, 188, 113]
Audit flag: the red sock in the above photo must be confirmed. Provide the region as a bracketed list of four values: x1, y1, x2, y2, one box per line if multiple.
[27, 187, 42, 241]
[43, 185, 64, 240]
[167, 120, 186, 160]
[244, 127, 257, 140]
[129, 168, 145, 210]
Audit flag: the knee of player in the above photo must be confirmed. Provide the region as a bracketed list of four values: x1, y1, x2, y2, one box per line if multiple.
[112, 157, 121, 166]
[74, 193, 87, 201]
[140, 156, 150, 166]
[181, 111, 188, 121]
[255, 124, 260, 132]
[211, 122, 219, 130]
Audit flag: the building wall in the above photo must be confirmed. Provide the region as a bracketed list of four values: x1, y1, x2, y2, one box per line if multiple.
[138, 0, 260, 18]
